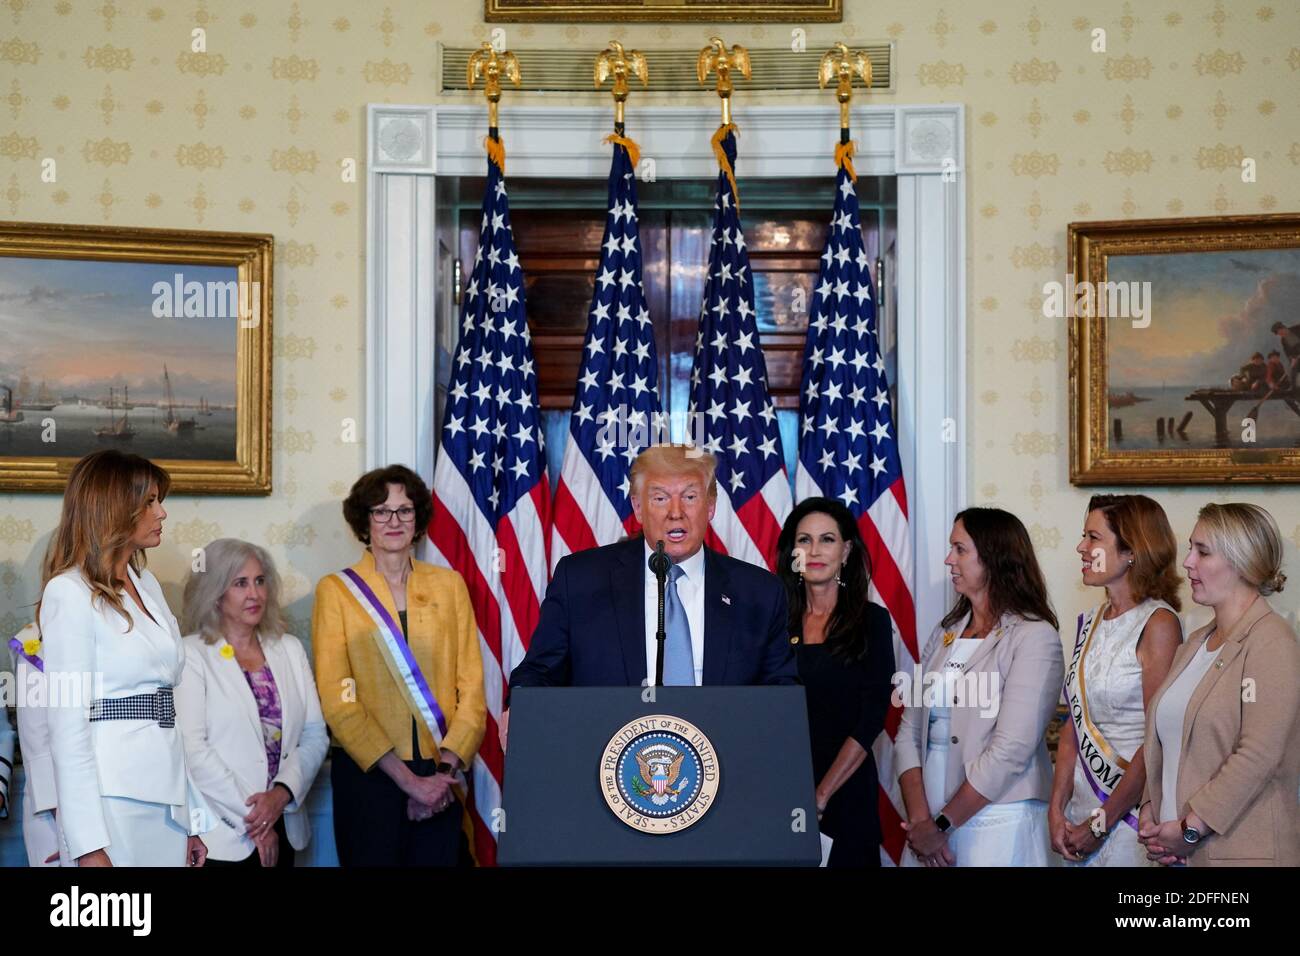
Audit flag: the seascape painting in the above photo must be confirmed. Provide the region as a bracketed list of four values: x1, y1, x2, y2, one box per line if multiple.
[1106, 248, 1300, 452]
[0, 221, 272, 494]
[0, 256, 239, 461]
[1069, 213, 1300, 484]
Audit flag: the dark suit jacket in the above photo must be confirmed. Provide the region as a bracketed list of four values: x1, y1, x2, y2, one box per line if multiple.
[509, 538, 798, 689]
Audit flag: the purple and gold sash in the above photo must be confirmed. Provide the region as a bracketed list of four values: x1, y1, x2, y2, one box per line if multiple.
[332, 568, 448, 745]
[1064, 605, 1139, 831]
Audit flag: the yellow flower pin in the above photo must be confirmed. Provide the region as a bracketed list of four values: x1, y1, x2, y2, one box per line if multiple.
[942, 631, 956, 647]
[23, 637, 42, 657]
[220, 644, 235, 660]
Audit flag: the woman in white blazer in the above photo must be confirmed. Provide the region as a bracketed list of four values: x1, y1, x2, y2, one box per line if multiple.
[38, 450, 210, 867]
[8, 622, 62, 866]
[895, 508, 1065, 867]
[176, 538, 328, 867]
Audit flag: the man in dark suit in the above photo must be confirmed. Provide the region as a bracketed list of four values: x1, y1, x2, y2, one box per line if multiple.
[501, 445, 796, 745]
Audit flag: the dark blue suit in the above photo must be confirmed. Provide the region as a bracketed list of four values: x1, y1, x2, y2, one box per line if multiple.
[509, 538, 798, 688]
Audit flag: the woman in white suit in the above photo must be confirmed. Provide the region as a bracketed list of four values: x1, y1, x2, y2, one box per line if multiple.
[175, 538, 328, 867]
[8, 622, 62, 865]
[38, 450, 210, 867]
[896, 508, 1065, 867]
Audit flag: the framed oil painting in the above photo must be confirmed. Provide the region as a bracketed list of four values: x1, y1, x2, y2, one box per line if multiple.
[484, 0, 842, 22]
[1069, 214, 1300, 484]
[0, 221, 272, 494]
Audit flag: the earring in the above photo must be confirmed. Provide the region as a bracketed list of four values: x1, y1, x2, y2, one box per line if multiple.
[798, 572, 805, 586]
[836, 571, 845, 587]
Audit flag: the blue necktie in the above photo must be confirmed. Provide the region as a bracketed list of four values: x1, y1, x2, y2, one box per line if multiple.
[662, 563, 695, 686]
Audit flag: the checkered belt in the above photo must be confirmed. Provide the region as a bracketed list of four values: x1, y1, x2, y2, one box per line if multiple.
[88, 687, 175, 728]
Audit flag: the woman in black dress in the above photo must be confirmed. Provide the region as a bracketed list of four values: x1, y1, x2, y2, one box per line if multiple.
[777, 497, 896, 867]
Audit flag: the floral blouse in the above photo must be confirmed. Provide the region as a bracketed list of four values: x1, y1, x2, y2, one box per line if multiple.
[243, 665, 283, 786]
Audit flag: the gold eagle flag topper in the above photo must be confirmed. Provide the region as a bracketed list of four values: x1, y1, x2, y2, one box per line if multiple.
[818, 42, 872, 133]
[594, 40, 648, 131]
[467, 41, 521, 148]
[697, 36, 750, 128]
[818, 42, 872, 178]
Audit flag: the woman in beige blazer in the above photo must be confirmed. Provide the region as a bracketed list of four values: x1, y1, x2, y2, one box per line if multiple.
[1139, 503, 1299, 867]
[896, 508, 1064, 866]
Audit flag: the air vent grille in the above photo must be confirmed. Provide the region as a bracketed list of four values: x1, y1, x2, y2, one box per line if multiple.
[441, 43, 894, 94]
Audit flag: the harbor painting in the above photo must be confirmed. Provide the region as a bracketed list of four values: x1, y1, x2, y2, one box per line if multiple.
[0, 221, 272, 494]
[1070, 214, 1300, 484]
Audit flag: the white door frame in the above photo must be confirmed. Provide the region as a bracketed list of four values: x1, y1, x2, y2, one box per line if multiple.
[364, 101, 966, 638]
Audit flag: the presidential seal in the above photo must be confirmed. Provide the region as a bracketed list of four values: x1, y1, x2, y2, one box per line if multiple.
[599, 715, 719, 834]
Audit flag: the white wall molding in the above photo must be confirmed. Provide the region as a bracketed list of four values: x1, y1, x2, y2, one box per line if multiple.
[366, 102, 966, 632]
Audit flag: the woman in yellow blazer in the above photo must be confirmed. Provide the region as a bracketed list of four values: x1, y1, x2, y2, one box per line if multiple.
[1138, 503, 1299, 867]
[312, 464, 485, 866]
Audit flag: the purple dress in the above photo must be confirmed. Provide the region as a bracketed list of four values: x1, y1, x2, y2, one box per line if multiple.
[243, 665, 283, 787]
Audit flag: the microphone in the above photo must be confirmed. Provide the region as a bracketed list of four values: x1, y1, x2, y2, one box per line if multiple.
[648, 539, 672, 579]
[650, 540, 672, 687]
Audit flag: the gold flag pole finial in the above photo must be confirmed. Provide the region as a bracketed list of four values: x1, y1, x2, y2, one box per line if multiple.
[697, 36, 750, 128]
[818, 42, 873, 133]
[595, 40, 648, 133]
[467, 41, 522, 135]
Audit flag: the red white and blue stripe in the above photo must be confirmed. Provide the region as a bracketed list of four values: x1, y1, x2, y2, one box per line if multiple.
[429, 142, 551, 867]
[551, 138, 662, 567]
[793, 153, 918, 865]
[689, 128, 792, 570]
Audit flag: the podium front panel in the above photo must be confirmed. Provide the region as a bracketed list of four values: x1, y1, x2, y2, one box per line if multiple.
[499, 686, 821, 866]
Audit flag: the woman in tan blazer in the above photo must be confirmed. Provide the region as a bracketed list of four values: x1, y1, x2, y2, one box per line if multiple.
[896, 508, 1064, 866]
[1139, 503, 1299, 867]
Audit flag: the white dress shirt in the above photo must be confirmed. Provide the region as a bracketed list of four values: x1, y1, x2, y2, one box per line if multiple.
[642, 543, 706, 686]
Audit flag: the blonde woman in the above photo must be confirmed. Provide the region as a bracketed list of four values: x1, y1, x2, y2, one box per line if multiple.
[1049, 495, 1183, 866]
[175, 539, 328, 867]
[38, 450, 210, 867]
[1139, 503, 1299, 866]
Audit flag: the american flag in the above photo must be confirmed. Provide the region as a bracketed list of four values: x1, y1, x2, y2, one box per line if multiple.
[551, 137, 662, 566]
[429, 141, 551, 867]
[793, 148, 918, 865]
[688, 127, 792, 569]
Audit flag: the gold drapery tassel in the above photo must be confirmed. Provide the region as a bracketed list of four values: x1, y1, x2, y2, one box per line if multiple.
[484, 135, 506, 173]
[603, 132, 641, 170]
[710, 123, 741, 211]
[834, 139, 857, 181]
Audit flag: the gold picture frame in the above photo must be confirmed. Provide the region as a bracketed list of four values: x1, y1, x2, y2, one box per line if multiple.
[0, 221, 273, 495]
[1069, 213, 1300, 485]
[484, 0, 842, 23]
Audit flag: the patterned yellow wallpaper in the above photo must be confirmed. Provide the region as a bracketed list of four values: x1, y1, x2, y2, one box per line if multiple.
[0, 0, 1296, 638]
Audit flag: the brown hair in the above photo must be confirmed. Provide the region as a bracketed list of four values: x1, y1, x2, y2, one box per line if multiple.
[342, 464, 433, 545]
[629, 445, 718, 499]
[1087, 494, 1182, 612]
[37, 450, 171, 631]
[941, 507, 1059, 631]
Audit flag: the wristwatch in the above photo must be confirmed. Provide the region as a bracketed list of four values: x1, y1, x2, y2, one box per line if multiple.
[1181, 819, 1203, 846]
[934, 813, 952, 833]
[436, 761, 456, 776]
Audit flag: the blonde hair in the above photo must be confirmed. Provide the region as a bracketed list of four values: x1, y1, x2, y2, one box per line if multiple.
[629, 445, 718, 499]
[1196, 503, 1287, 595]
[37, 450, 171, 633]
[182, 538, 286, 644]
